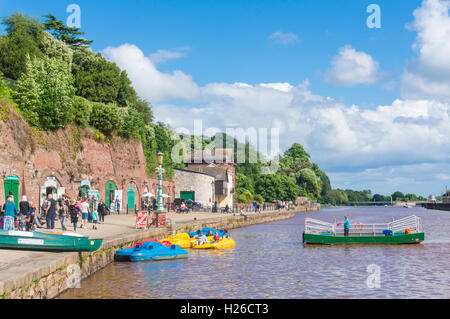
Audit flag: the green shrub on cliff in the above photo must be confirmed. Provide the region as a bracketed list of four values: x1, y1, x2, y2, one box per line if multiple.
[118, 107, 145, 139]
[72, 95, 92, 128]
[89, 102, 121, 135]
[13, 56, 75, 130]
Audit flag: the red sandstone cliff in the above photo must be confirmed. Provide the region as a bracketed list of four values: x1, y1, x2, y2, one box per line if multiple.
[0, 104, 174, 209]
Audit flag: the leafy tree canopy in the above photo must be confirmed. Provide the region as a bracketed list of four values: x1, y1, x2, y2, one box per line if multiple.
[43, 14, 93, 48]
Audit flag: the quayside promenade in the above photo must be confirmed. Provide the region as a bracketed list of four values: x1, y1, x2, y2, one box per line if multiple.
[0, 206, 318, 299]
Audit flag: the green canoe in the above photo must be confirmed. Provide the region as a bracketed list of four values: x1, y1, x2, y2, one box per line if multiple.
[0, 230, 103, 252]
[303, 215, 425, 245]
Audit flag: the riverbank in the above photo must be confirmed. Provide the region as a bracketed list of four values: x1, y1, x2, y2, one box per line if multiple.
[0, 206, 318, 299]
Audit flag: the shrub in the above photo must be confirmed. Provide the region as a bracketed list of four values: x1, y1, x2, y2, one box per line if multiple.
[89, 102, 121, 135]
[72, 95, 92, 128]
[253, 194, 264, 204]
[118, 107, 145, 139]
[237, 189, 253, 203]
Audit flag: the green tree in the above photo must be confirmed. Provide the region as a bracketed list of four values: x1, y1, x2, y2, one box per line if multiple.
[284, 143, 311, 162]
[0, 12, 44, 79]
[43, 14, 93, 48]
[297, 168, 320, 198]
[39, 31, 72, 70]
[391, 191, 405, 201]
[235, 173, 255, 195]
[323, 190, 348, 206]
[71, 47, 124, 104]
[255, 174, 299, 202]
[13, 56, 75, 130]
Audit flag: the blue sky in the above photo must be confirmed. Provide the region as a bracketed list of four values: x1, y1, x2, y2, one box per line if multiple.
[2, 0, 450, 196]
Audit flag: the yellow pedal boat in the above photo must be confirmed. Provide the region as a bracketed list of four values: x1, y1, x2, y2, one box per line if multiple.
[160, 233, 191, 249]
[191, 238, 235, 250]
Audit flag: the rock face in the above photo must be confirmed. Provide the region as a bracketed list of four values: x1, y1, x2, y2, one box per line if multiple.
[0, 108, 174, 210]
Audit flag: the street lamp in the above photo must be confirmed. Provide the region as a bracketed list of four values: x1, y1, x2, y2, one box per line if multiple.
[155, 152, 165, 227]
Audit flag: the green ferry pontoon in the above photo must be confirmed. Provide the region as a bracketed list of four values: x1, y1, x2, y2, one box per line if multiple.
[303, 215, 424, 245]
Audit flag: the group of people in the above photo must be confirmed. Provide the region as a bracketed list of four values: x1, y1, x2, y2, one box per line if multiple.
[195, 229, 231, 245]
[0, 192, 110, 232]
[1, 192, 41, 231]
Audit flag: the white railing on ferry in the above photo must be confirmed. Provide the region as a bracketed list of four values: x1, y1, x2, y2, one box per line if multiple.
[304, 215, 422, 235]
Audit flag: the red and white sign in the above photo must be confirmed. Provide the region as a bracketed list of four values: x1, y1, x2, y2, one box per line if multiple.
[150, 213, 166, 227]
[136, 211, 149, 229]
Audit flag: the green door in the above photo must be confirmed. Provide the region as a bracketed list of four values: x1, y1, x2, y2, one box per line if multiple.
[4, 175, 19, 209]
[105, 181, 117, 207]
[127, 186, 136, 213]
[180, 191, 195, 201]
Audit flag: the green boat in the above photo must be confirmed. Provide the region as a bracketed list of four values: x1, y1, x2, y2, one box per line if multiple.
[0, 230, 103, 252]
[303, 215, 424, 245]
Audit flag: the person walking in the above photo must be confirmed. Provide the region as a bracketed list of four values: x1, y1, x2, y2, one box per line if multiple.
[115, 196, 121, 215]
[253, 201, 257, 213]
[3, 196, 18, 230]
[58, 196, 68, 231]
[69, 199, 80, 231]
[97, 200, 108, 224]
[80, 199, 90, 229]
[45, 194, 57, 230]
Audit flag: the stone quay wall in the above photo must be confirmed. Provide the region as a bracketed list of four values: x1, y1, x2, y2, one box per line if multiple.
[0, 208, 317, 299]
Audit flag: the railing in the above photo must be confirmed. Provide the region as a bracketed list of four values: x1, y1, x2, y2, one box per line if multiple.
[305, 215, 422, 236]
[304, 218, 335, 234]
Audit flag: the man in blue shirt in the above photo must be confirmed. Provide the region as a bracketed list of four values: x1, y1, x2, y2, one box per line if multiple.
[338, 216, 350, 237]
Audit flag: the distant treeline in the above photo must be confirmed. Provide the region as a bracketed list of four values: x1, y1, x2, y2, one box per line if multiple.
[322, 189, 427, 206]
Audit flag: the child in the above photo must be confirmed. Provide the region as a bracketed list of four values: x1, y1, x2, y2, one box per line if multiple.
[92, 209, 98, 230]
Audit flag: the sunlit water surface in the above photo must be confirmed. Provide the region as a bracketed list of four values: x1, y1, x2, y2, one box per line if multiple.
[59, 207, 450, 298]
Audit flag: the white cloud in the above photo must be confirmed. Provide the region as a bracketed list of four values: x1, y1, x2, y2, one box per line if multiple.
[268, 31, 299, 44]
[401, 0, 450, 99]
[325, 45, 380, 86]
[103, 43, 199, 103]
[149, 46, 189, 64]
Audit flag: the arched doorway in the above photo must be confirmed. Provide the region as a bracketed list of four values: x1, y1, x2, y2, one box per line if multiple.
[105, 180, 117, 208]
[78, 180, 90, 200]
[40, 176, 64, 209]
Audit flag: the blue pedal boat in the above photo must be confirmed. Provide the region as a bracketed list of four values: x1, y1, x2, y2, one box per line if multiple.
[115, 241, 188, 262]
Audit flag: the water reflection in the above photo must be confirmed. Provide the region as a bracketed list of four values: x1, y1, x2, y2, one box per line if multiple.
[59, 206, 450, 299]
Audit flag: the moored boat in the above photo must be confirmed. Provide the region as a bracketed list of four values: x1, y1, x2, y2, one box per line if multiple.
[0, 229, 103, 251]
[115, 241, 188, 262]
[160, 233, 191, 249]
[303, 215, 424, 245]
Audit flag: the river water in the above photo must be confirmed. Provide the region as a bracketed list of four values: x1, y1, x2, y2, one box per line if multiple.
[58, 206, 450, 299]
